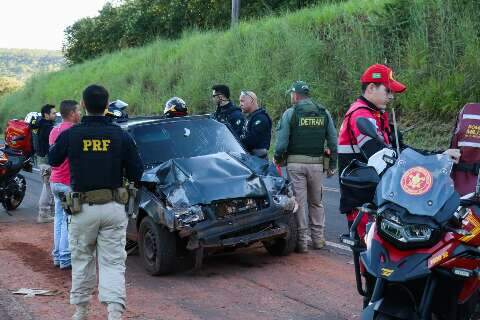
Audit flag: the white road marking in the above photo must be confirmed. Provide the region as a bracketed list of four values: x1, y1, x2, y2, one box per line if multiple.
[323, 186, 339, 193]
[326, 240, 350, 252]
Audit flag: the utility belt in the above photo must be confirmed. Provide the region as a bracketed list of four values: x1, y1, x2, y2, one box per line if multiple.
[59, 184, 137, 215]
[287, 154, 323, 164]
[453, 162, 480, 175]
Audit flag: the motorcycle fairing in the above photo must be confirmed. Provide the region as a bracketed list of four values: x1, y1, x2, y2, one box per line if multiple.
[376, 148, 455, 217]
[362, 237, 432, 282]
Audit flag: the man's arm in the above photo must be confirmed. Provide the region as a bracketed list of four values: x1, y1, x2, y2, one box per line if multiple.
[325, 110, 338, 170]
[122, 132, 144, 183]
[230, 110, 245, 137]
[48, 130, 69, 167]
[274, 108, 294, 162]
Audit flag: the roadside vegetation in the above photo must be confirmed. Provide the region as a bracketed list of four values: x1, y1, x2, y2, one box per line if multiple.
[0, 48, 64, 81]
[0, 0, 479, 149]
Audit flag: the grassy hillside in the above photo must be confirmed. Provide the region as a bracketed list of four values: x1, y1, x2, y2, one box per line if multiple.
[0, 0, 479, 149]
[0, 49, 65, 81]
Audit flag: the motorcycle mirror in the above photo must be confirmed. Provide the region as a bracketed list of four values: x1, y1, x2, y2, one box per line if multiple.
[356, 117, 387, 146]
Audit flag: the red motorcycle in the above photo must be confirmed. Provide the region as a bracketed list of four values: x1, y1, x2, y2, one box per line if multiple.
[0, 119, 33, 212]
[340, 118, 479, 320]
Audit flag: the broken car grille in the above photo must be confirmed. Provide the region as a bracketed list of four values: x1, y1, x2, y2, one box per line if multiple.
[212, 197, 269, 219]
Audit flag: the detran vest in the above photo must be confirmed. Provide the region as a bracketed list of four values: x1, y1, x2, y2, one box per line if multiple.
[451, 103, 480, 195]
[287, 100, 328, 157]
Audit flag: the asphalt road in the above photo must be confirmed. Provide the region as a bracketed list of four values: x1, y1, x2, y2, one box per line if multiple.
[0, 170, 362, 320]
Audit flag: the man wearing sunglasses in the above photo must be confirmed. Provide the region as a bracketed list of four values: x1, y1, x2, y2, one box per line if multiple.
[211, 84, 244, 138]
[238, 90, 272, 158]
[274, 81, 338, 253]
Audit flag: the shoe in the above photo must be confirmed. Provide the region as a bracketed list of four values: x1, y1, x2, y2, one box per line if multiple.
[107, 303, 124, 320]
[72, 303, 88, 320]
[295, 242, 308, 253]
[60, 264, 72, 270]
[53, 261, 60, 268]
[312, 239, 326, 250]
[37, 214, 54, 223]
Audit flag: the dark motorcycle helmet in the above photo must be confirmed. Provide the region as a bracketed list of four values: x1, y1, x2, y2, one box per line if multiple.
[340, 159, 380, 189]
[164, 97, 188, 118]
[106, 99, 129, 122]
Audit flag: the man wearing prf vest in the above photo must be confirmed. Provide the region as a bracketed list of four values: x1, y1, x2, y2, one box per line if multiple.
[274, 81, 338, 253]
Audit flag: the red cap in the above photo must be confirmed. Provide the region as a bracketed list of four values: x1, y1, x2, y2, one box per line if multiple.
[360, 64, 406, 93]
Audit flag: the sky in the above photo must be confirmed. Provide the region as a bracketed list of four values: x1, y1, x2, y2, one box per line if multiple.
[0, 0, 110, 51]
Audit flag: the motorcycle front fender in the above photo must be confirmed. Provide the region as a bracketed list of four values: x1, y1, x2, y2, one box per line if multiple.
[361, 300, 382, 320]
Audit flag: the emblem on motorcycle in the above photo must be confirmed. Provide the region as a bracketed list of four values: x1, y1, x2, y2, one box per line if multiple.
[381, 268, 394, 277]
[400, 166, 433, 196]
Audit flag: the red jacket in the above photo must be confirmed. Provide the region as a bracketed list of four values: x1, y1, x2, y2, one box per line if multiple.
[338, 96, 390, 213]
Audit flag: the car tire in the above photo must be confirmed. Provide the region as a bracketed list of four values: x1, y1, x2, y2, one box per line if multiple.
[263, 212, 298, 256]
[138, 216, 177, 275]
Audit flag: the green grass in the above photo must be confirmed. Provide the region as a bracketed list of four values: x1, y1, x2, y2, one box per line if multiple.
[0, 0, 479, 149]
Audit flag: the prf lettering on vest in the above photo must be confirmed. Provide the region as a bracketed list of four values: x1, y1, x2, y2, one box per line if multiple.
[83, 139, 111, 152]
[299, 117, 324, 127]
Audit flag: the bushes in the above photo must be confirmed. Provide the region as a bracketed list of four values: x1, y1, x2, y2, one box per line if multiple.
[1, 0, 479, 149]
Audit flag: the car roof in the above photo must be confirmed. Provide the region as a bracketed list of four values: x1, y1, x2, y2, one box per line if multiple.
[120, 114, 214, 130]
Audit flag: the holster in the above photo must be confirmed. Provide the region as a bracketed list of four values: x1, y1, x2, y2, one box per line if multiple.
[126, 183, 138, 217]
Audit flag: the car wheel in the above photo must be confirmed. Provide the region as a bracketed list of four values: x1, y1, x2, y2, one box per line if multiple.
[138, 216, 177, 275]
[2, 174, 26, 211]
[263, 213, 298, 256]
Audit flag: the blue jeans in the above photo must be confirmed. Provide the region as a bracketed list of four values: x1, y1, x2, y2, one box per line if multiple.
[51, 182, 71, 267]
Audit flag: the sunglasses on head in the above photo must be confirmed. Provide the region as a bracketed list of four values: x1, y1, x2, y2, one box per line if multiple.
[241, 90, 255, 100]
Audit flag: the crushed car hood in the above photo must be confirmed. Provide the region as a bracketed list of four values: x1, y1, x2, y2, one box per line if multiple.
[141, 152, 286, 209]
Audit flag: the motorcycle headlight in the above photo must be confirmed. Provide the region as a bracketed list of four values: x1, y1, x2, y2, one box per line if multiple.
[174, 205, 205, 226]
[379, 213, 433, 244]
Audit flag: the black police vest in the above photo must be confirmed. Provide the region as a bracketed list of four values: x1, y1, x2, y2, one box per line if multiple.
[287, 101, 328, 157]
[242, 109, 272, 149]
[68, 121, 124, 192]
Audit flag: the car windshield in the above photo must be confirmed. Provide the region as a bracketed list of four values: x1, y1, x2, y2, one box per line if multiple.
[132, 117, 245, 166]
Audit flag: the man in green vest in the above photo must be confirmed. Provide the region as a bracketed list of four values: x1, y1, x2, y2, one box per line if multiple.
[274, 81, 338, 253]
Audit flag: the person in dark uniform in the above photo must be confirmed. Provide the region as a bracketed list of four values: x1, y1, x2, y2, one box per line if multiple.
[211, 84, 244, 137]
[238, 90, 272, 158]
[48, 84, 143, 320]
[35, 104, 57, 223]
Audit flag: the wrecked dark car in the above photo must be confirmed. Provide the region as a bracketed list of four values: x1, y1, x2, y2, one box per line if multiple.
[122, 115, 297, 275]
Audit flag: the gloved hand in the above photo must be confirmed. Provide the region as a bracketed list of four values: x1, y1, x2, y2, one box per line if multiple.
[443, 149, 461, 164]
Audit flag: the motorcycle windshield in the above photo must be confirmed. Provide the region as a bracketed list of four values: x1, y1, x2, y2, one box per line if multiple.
[375, 148, 455, 216]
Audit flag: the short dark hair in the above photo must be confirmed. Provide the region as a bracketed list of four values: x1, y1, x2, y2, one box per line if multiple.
[212, 84, 230, 99]
[361, 82, 382, 94]
[82, 84, 109, 114]
[40, 104, 55, 118]
[60, 100, 78, 118]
